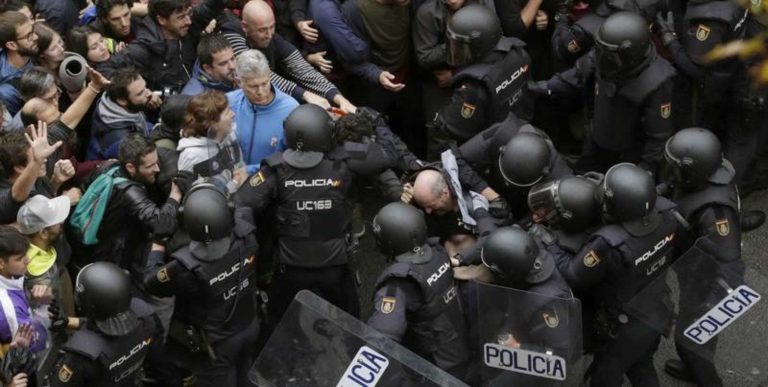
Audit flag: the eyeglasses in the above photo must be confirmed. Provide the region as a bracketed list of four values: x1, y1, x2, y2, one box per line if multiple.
[43, 87, 62, 102]
[15, 29, 36, 43]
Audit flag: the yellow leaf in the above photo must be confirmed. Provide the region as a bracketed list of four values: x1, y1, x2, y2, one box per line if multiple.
[704, 38, 766, 62]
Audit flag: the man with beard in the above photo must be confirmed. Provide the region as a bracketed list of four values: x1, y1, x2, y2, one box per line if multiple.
[87, 67, 160, 161]
[181, 33, 237, 95]
[0, 11, 39, 116]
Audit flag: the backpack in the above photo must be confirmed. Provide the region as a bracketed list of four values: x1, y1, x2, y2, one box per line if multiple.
[69, 166, 128, 245]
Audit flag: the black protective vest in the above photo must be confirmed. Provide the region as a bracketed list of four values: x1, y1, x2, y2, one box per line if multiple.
[62, 299, 157, 387]
[593, 197, 679, 310]
[266, 153, 353, 268]
[592, 56, 676, 151]
[674, 182, 739, 219]
[374, 245, 470, 372]
[191, 142, 242, 178]
[173, 216, 258, 337]
[452, 37, 531, 136]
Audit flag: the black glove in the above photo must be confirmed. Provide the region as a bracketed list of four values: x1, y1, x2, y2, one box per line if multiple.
[0, 346, 34, 384]
[529, 223, 558, 246]
[656, 11, 677, 46]
[172, 170, 196, 195]
[488, 197, 511, 219]
[527, 80, 551, 97]
[48, 300, 68, 333]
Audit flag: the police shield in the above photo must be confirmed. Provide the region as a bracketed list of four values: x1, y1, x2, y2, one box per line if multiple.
[249, 290, 469, 387]
[475, 281, 585, 386]
[624, 238, 768, 385]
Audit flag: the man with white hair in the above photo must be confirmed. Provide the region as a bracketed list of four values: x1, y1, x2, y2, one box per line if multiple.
[227, 49, 299, 174]
[222, 0, 356, 113]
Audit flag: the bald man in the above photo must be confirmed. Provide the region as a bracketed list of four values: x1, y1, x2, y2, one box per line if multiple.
[407, 165, 500, 266]
[221, 0, 356, 113]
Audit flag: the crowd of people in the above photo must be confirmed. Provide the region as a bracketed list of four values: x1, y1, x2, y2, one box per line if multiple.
[0, 0, 765, 385]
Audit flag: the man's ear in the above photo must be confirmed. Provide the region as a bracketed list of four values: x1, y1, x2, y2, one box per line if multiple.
[5, 40, 18, 52]
[116, 97, 129, 108]
[202, 63, 213, 76]
[125, 162, 137, 177]
[156, 15, 169, 29]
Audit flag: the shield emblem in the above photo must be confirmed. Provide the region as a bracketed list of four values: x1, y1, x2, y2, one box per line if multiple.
[696, 25, 711, 41]
[716, 219, 730, 236]
[381, 297, 397, 314]
[157, 268, 170, 283]
[660, 102, 672, 119]
[58, 365, 73, 382]
[249, 171, 265, 187]
[567, 39, 581, 53]
[543, 311, 560, 328]
[460, 103, 476, 119]
[583, 250, 600, 267]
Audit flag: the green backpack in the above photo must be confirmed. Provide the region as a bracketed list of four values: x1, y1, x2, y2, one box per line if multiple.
[69, 166, 128, 245]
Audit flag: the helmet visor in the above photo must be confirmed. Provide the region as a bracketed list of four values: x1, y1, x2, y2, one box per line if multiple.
[527, 180, 560, 224]
[595, 43, 625, 79]
[446, 29, 475, 66]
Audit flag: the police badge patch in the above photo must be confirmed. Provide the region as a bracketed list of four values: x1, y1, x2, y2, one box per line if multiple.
[381, 297, 397, 314]
[567, 39, 581, 53]
[716, 219, 730, 236]
[660, 102, 671, 119]
[583, 250, 600, 267]
[696, 25, 711, 41]
[460, 103, 476, 119]
[249, 171, 265, 187]
[543, 311, 559, 328]
[157, 268, 170, 283]
[58, 364, 73, 382]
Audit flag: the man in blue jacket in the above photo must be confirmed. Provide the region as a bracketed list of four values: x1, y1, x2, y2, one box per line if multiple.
[181, 33, 237, 96]
[0, 11, 37, 117]
[227, 49, 298, 174]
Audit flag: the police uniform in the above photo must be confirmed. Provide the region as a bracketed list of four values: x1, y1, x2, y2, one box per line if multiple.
[433, 37, 532, 146]
[49, 299, 161, 387]
[143, 207, 260, 387]
[367, 242, 471, 380]
[551, 12, 604, 66]
[546, 49, 676, 174]
[558, 197, 681, 386]
[236, 141, 395, 319]
[668, 173, 743, 386]
[457, 115, 573, 217]
[665, 1, 759, 183]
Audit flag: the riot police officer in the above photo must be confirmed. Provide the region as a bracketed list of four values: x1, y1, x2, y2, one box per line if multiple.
[143, 182, 260, 387]
[431, 4, 532, 150]
[532, 12, 676, 175]
[236, 104, 396, 319]
[527, 174, 602, 259]
[48, 262, 162, 387]
[655, 1, 761, 186]
[367, 202, 472, 381]
[457, 115, 573, 218]
[557, 163, 682, 386]
[659, 128, 746, 385]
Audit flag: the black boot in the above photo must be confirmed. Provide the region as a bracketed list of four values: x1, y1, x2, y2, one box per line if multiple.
[664, 358, 694, 382]
[741, 210, 766, 232]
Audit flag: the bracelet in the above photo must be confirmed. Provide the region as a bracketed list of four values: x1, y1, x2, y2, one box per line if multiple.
[87, 85, 101, 94]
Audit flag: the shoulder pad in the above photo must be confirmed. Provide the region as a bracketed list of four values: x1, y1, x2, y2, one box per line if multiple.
[172, 247, 200, 271]
[342, 141, 372, 160]
[326, 146, 350, 161]
[593, 224, 629, 247]
[655, 196, 677, 212]
[574, 13, 605, 36]
[496, 36, 527, 50]
[63, 329, 105, 360]
[264, 152, 284, 167]
[129, 298, 156, 319]
[619, 57, 676, 104]
[233, 206, 257, 237]
[375, 262, 414, 288]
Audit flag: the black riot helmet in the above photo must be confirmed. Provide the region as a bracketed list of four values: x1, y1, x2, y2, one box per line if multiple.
[596, 163, 656, 225]
[664, 127, 734, 187]
[498, 132, 552, 187]
[75, 262, 138, 336]
[179, 181, 233, 260]
[446, 4, 502, 66]
[372, 202, 432, 263]
[284, 104, 334, 153]
[528, 176, 600, 233]
[481, 226, 555, 285]
[595, 12, 653, 80]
